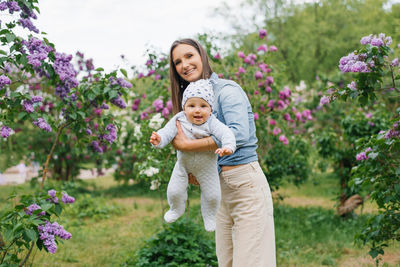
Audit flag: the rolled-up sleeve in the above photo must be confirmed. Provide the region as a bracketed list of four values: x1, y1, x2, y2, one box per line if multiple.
[214, 84, 250, 148]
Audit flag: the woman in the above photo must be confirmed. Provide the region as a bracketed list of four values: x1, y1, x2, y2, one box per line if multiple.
[169, 38, 276, 267]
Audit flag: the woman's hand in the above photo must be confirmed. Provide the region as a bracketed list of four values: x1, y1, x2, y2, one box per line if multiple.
[172, 121, 189, 150]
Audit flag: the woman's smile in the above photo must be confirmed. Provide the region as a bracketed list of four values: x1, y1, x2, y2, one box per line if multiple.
[172, 44, 203, 82]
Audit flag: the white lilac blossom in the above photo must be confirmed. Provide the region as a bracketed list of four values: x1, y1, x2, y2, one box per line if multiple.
[133, 124, 142, 138]
[347, 81, 357, 91]
[150, 179, 160, 190]
[149, 113, 164, 130]
[140, 167, 159, 177]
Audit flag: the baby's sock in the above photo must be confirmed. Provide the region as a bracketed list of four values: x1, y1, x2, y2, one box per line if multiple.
[164, 209, 184, 223]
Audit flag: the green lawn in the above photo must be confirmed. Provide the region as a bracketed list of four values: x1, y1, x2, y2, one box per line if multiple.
[0, 173, 399, 266]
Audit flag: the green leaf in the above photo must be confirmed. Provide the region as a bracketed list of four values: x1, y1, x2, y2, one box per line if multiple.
[95, 67, 104, 72]
[120, 68, 128, 78]
[17, 112, 27, 121]
[0, 49, 7, 55]
[69, 113, 77, 120]
[108, 90, 118, 99]
[5, 33, 16, 43]
[54, 204, 62, 216]
[24, 229, 38, 242]
[41, 203, 52, 211]
[77, 111, 86, 119]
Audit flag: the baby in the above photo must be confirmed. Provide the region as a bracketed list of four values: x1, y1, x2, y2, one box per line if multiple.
[149, 79, 236, 231]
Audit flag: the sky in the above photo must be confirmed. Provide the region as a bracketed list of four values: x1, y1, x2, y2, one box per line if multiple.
[33, 0, 400, 74]
[35, 0, 243, 74]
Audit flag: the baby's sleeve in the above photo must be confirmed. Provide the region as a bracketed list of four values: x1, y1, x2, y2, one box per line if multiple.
[209, 115, 236, 153]
[154, 112, 182, 149]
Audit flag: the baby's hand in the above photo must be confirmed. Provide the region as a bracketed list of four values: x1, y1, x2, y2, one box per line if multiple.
[149, 131, 161, 146]
[215, 147, 233, 157]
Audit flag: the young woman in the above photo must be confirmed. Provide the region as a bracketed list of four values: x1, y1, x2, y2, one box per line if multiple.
[169, 38, 276, 267]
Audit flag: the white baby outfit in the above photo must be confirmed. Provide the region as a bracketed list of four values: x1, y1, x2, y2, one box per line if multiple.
[153, 79, 236, 231]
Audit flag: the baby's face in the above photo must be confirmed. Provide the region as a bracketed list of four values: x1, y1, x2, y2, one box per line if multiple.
[184, 97, 212, 125]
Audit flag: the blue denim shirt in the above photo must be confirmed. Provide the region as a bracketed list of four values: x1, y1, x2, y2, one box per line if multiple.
[209, 73, 258, 171]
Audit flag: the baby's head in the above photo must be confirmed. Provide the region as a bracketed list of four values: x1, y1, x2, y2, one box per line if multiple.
[182, 79, 214, 125]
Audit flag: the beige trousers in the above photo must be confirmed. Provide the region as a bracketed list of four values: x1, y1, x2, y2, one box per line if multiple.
[216, 161, 276, 267]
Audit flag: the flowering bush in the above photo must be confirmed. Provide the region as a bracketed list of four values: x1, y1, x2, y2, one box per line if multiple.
[0, 1, 133, 183]
[0, 189, 74, 265]
[325, 33, 399, 258]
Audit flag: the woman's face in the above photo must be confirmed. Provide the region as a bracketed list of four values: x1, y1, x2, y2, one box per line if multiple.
[172, 44, 203, 82]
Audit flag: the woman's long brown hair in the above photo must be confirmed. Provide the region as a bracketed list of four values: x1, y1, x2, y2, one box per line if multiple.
[169, 39, 213, 114]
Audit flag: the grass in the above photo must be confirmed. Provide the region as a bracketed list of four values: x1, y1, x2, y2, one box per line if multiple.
[0, 172, 399, 266]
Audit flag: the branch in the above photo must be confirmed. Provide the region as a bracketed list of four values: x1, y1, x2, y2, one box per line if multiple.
[40, 121, 72, 189]
[390, 65, 397, 90]
[18, 242, 34, 267]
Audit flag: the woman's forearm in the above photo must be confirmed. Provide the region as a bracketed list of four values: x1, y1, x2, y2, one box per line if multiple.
[174, 136, 218, 152]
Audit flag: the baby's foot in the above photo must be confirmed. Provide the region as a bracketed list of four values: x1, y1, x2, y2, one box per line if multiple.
[164, 210, 183, 223]
[203, 218, 216, 232]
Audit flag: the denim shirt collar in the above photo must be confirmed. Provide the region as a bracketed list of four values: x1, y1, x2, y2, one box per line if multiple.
[209, 72, 218, 85]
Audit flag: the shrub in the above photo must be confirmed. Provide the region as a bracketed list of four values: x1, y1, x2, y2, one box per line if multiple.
[128, 219, 217, 267]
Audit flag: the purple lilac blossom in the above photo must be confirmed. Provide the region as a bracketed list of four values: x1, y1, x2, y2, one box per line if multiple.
[53, 53, 79, 99]
[347, 81, 357, 91]
[254, 113, 259, 120]
[214, 53, 221, 59]
[18, 18, 39, 33]
[267, 100, 275, 109]
[391, 58, 399, 67]
[320, 96, 330, 105]
[279, 135, 289, 145]
[103, 124, 117, 144]
[7, 1, 20, 14]
[38, 221, 72, 254]
[0, 74, 11, 89]
[152, 99, 164, 112]
[166, 100, 172, 111]
[110, 95, 127, 109]
[85, 128, 92, 135]
[1, 126, 12, 138]
[269, 119, 276, 126]
[48, 189, 59, 203]
[161, 107, 170, 119]
[254, 71, 263, 80]
[302, 110, 313, 120]
[0, 2, 7, 10]
[92, 141, 103, 153]
[22, 37, 52, 67]
[266, 76, 274, 85]
[101, 103, 109, 109]
[259, 29, 267, 39]
[273, 127, 281, 136]
[22, 100, 34, 113]
[140, 111, 149, 120]
[31, 95, 43, 103]
[279, 87, 291, 100]
[269, 45, 278, 52]
[356, 152, 368, 161]
[257, 45, 267, 52]
[237, 51, 245, 58]
[61, 192, 75, 204]
[25, 203, 45, 216]
[33, 118, 52, 132]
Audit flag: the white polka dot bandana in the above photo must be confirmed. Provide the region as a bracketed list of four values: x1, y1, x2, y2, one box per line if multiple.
[182, 79, 214, 110]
